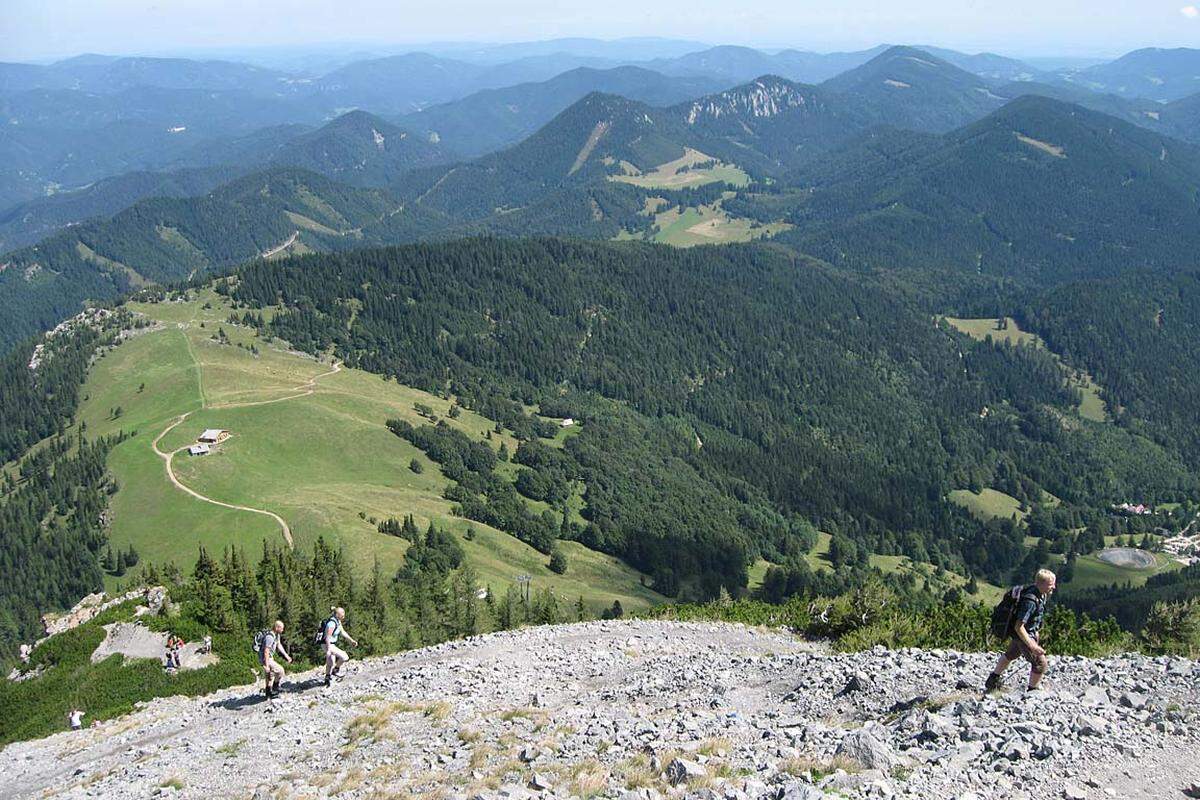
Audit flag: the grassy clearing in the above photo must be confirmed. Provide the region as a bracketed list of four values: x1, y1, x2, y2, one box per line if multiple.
[944, 317, 1039, 347]
[944, 316, 1107, 422]
[630, 200, 791, 247]
[82, 291, 661, 612]
[609, 148, 749, 190]
[1062, 550, 1181, 591]
[751, 533, 1003, 605]
[948, 488, 1027, 523]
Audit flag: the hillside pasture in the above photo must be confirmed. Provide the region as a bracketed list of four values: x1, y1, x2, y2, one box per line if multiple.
[1064, 548, 1180, 591]
[749, 533, 1003, 605]
[609, 147, 750, 189]
[79, 291, 661, 613]
[944, 316, 1107, 422]
[635, 199, 791, 247]
[948, 488, 1027, 523]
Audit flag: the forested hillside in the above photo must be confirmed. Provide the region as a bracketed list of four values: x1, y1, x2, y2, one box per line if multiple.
[0, 169, 414, 351]
[266, 111, 451, 185]
[226, 238, 1197, 596]
[0, 166, 247, 254]
[819, 45, 1004, 132]
[0, 309, 137, 654]
[767, 96, 1200, 285]
[1020, 270, 1200, 464]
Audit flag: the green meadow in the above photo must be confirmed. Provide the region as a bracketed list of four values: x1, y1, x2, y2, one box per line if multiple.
[609, 148, 750, 190]
[81, 291, 661, 613]
[948, 488, 1028, 523]
[944, 316, 1107, 423]
[749, 532, 1004, 606]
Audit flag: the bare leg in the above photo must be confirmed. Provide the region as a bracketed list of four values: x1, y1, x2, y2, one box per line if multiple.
[992, 653, 1012, 675]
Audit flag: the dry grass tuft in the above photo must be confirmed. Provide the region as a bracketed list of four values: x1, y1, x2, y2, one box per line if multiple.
[781, 754, 863, 779]
[469, 744, 495, 771]
[618, 754, 661, 791]
[424, 701, 452, 722]
[696, 737, 732, 757]
[568, 760, 610, 799]
[345, 700, 425, 744]
[331, 767, 368, 796]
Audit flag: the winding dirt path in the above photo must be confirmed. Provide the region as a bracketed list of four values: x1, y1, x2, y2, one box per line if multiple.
[150, 358, 342, 548]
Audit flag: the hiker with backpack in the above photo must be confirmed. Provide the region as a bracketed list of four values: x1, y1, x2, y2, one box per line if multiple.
[255, 620, 292, 699]
[985, 568, 1057, 693]
[316, 606, 358, 687]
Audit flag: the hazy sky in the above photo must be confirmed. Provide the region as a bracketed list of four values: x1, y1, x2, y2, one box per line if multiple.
[2, 0, 1197, 62]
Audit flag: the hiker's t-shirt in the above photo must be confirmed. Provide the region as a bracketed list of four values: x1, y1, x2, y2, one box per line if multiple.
[1013, 585, 1046, 638]
[69, 711, 84, 729]
[323, 617, 343, 645]
[261, 632, 280, 662]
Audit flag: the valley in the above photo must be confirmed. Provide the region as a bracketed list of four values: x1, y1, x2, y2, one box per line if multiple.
[4, 29, 1200, 765]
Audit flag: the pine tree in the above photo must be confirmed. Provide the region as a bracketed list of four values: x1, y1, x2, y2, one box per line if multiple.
[401, 514, 419, 540]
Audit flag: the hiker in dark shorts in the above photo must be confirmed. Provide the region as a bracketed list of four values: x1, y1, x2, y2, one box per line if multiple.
[985, 568, 1056, 692]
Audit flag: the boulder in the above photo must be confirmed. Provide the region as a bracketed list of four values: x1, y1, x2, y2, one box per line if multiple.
[778, 784, 826, 800]
[666, 758, 707, 786]
[835, 726, 899, 771]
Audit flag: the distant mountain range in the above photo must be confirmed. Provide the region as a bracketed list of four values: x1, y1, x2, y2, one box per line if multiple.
[2, 43, 1198, 213]
[3, 42, 1200, 352]
[399, 66, 726, 157]
[776, 95, 1200, 285]
[1057, 48, 1200, 102]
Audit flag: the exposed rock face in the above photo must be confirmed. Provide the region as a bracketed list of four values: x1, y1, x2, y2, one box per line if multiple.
[39, 586, 166, 640]
[685, 78, 825, 124]
[1, 621, 1197, 800]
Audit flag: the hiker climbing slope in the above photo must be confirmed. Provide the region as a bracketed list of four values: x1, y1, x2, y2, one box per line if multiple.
[256, 620, 292, 699]
[318, 606, 358, 687]
[986, 568, 1056, 693]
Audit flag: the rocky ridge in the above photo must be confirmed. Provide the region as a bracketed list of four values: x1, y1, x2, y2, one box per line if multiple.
[1, 621, 1198, 800]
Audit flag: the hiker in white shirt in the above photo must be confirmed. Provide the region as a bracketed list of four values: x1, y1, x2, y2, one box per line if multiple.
[321, 606, 358, 687]
[68, 708, 85, 730]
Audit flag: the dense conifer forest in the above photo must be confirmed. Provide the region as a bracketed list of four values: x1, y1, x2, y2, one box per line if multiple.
[224, 238, 1199, 597]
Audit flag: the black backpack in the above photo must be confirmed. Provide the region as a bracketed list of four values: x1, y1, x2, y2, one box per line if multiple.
[313, 615, 336, 645]
[990, 585, 1024, 638]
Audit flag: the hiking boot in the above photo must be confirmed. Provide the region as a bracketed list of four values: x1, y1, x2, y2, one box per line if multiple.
[984, 673, 1004, 693]
[324, 674, 331, 688]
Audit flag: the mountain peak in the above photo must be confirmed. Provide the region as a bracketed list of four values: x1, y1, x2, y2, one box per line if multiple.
[683, 75, 818, 124]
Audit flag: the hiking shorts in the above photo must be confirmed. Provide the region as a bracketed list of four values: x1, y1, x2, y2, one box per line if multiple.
[263, 659, 285, 682]
[1004, 636, 1048, 675]
[325, 643, 348, 669]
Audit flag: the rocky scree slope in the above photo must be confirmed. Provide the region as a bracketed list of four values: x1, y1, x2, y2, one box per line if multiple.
[1, 621, 1198, 800]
